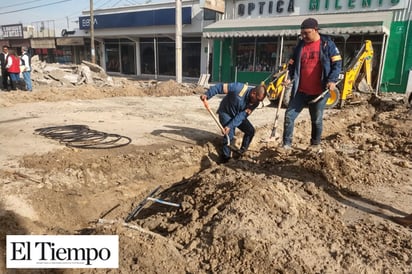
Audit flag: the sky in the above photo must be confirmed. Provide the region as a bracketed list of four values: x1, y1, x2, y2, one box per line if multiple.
[0, 0, 167, 33]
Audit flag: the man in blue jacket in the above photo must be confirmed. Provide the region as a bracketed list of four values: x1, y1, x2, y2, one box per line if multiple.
[283, 18, 342, 152]
[201, 83, 266, 162]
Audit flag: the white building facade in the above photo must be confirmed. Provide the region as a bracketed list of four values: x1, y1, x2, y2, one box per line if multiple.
[203, 0, 412, 93]
[78, 0, 214, 80]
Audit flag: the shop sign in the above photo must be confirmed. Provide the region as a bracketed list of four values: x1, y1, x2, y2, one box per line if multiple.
[80, 18, 98, 29]
[30, 39, 56, 49]
[237, 0, 295, 16]
[56, 37, 84, 46]
[307, 0, 405, 12]
[235, 0, 407, 17]
[79, 7, 192, 30]
[204, 0, 225, 13]
[1, 24, 24, 39]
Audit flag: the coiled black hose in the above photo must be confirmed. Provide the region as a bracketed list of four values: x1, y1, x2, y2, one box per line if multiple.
[34, 125, 131, 149]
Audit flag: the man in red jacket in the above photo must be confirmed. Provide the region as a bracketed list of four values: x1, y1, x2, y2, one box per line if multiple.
[5, 48, 20, 91]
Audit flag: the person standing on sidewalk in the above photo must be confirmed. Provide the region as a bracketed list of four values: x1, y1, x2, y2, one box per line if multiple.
[282, 18, 342, 152]
[0, 45, 10, 91]
[5, 48, 20, 91]
[21, 46, 32, 91]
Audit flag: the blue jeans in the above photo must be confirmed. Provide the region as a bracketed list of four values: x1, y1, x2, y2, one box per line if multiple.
[22, 71, 32, 91]
[283, 90, 329, 146]
[9, 73, 20, 82]
[219, 112, 255, 158]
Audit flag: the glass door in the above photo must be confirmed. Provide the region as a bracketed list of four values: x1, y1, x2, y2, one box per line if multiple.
[120, 44, 136, 75]
[105, 44, 120, 73]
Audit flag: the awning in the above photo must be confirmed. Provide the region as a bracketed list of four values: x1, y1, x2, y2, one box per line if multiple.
[30, 38, 56, 49]
[8, 39, 30, 48]
[56, 37, 84, 46]
[203, 12, 392, 38]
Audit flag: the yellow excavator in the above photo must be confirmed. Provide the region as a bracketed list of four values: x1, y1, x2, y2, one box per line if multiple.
[266, 63, 291, 107]
[326, 39, 374, 108]
[266, 40, 374, 109]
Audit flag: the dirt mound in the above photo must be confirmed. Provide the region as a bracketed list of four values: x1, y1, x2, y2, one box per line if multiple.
[0, 78, 205, 107]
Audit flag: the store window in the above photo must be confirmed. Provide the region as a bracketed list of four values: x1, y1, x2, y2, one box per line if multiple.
[158, 38, 175, 76]
[140, 38, 155, 74]
[235, 37, 278, 72]
[105, 39, 136, 74]
[105, 44, 120, 73]
[182, 38, 201, 77]
[255, 39, 277, 72]
[140, 37, 201, 77]
[34, 48, 55, 63]
[55, 46, 72, 63]
[121, 44, 136, 75]
[236, 37, 256, 72]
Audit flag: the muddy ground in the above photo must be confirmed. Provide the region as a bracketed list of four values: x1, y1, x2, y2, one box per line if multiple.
[0, 78, 411, 274]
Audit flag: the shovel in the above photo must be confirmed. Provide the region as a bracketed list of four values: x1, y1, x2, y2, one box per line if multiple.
[202, 99, 230, 146]
[309, 79, 343, 104]
[265, 70, 289, 142]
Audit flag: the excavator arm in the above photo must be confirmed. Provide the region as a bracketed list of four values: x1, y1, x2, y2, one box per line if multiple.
[340, 40, 374, 102]
[326, 40, 374, 109]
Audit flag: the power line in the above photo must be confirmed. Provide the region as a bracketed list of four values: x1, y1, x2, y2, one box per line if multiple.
[0, 0, 72, 16]
[96, 0, 116, 9]
[2, 0, 44, 10]
[112, 0, 124, 7]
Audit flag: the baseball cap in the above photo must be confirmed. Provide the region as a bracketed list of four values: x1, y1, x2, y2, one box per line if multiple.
[301, 18, 319, 29]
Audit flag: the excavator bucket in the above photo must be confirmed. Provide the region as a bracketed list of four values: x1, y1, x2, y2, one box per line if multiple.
[325, 87, 341, 109]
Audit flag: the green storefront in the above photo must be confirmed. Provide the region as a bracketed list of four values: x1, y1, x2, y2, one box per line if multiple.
[203, 0, 412, 94]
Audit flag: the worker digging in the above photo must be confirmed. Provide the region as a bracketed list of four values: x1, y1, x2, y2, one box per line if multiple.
[200, 82, 266, 163]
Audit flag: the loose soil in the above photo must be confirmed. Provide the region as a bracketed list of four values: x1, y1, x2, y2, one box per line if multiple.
[0, 79, 411, 274]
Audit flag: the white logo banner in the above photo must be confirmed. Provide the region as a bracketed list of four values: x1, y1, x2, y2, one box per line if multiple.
[6, 235, 118, 269]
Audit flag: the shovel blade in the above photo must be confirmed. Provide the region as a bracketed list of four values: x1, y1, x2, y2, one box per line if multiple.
[261, 128, 279, 143]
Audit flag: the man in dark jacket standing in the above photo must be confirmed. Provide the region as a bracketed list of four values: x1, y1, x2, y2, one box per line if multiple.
[282, 18, 342, 152]
[0, 45, 10, 91]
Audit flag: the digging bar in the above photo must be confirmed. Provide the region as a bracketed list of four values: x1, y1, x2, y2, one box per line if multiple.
[146, 197, 181, 207]
[125, 186, 161, 223]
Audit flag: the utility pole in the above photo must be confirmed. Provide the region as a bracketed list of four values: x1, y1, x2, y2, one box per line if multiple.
[175, 0, 182, 83]
[90, 0, 96, 64]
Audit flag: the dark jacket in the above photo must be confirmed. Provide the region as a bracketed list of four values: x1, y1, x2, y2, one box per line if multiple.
[288, 34, 342, 97]
[0, 52, 8, 70]
[205, 82, 259, 129]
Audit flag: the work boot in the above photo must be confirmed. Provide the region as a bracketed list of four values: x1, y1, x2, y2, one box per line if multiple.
[232, 147, 247, 159]
[307, 144, 323, 154]
[219, 155, 231, 164]
[392, 214, 412, 227]
[277, 144, 292, 154]
[238, 147, 246, 155]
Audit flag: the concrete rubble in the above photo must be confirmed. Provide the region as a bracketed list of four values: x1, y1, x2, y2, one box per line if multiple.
[30, 56, 117, 88]
[28, 56, 204, 91]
